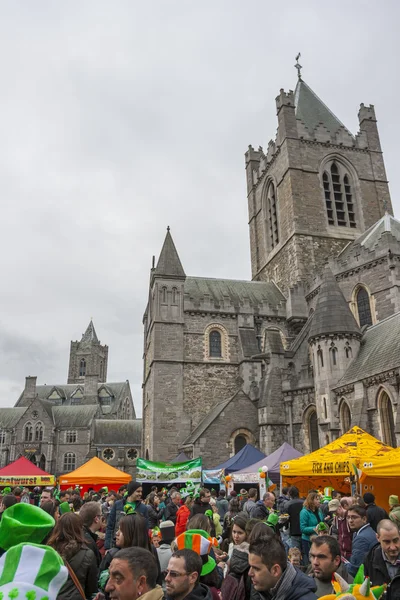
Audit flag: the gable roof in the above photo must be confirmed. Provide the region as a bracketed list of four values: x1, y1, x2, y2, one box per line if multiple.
[0, 408, 28, 429]
[154, 229, 186, 278]
[182, 396, 233, 445]
[336, 312, 400, 387]
[309, 266, 361, 340]
[294, 78, 352, 136]
[342, 213, 400, 255]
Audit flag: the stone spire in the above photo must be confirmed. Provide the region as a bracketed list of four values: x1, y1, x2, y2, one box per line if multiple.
[309, 266, 361, 341]
[154, 228, 186, 278]
[81, 320, 99, 345]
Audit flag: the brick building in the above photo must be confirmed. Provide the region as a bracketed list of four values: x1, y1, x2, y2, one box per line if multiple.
[142, 68, 400, 466]
[0, 321, 141, 476]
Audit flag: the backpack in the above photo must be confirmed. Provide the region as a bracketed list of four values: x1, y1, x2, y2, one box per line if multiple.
[220, 572, 246, 600]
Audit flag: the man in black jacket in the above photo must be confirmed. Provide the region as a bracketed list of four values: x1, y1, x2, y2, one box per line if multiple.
[79, 501, 102, 566]
[363, 492, 389, 532]
[364, 520, 400, 585]
[191, 488, 211, 516]
[251, 492, 275, 520]
[164, 491, 182, 524]
[249, 533, 317, 600]
[285, 486, 304, 551]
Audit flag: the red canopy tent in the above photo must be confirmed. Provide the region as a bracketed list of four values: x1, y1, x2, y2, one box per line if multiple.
[0, 456, 55, 487]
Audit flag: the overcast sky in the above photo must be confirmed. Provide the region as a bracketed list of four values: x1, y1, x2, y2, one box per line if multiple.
[0, 1, 399, 417]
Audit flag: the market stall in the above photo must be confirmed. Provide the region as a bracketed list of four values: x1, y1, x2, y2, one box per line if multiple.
[358, 446, 400, 509]
[59, 457, 131, 492]
[209, 444, 266, 474]
[280, 426, 393, 505]
[136, 457, 202, 484]
[0, 456, 55, 488]
[234, 442, 303, 484]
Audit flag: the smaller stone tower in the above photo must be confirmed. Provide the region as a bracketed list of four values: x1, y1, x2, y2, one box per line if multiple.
[67, 320, 108, 384]
[308, 266, 361, 444]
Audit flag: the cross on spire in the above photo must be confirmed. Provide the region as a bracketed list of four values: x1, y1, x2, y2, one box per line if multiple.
[295, 52, 302, 80]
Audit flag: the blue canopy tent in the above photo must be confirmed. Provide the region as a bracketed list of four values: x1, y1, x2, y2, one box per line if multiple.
[233, 442, 303, 484]
[171, 452, 191, 464]
[208, 444, 267, 475]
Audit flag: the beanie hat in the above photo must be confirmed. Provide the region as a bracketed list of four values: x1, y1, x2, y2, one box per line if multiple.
[329, 499, 340, 512]
[0, 543, 68, 600]
[2, 487, 11, 496]
[127, 481, 142, 496]
[160, 520, 175, 543]
[0, 503, 55, 551]
[389, 495, 399, 507]
[59, 502, 71, 515]
[176, 531, 217, 575]
[266, 512, 279, 528]
[205, 509, 213, 519]
[363, 492, 375, 505]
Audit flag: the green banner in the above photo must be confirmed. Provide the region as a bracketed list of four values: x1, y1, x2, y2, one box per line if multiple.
[136, 457, 202, 483]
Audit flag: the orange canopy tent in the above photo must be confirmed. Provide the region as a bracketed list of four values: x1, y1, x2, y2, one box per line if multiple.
[280, 426, 394, 508]
[59, 457, 132, 492]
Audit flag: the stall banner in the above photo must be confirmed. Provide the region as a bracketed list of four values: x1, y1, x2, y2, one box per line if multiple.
[202, 468, 224, 484]
[137, 457, 202, 483]
[0, 475, 55, 486]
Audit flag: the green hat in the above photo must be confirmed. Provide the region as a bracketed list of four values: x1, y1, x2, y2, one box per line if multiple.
[2, 487, 11, 496]
[205, 509, 213, 519]
[0, 543, 68, 600]
[266, 512, 279, 528]
[176, 531, 217, 575]
[0, 503, 55, 551]
[59, 502, 71, 515]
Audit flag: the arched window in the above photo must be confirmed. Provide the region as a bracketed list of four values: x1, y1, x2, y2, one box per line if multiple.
[24, 422, 33, 442]
[329, 344, 338, 367]
[63, 452, 76, 472]
[308, 410, 320, 452]
[266, 182, 279, 249]
[317, 346, 324, 371]
[172, 287, 177, 305]
[323, 162, 356, 228]
[209, 330, 222, 358]
[234, 435, 247, 454]
[356, 287, 373, 327]
[379, 391, 396, 447]
[39, 454, 46, 470]
[35, 422, 43, 442]
[162, 287, 167, 303]
[345, 343, 352, 359]
[340, 401, 351, 433]
[79, 358, 86, 377]
[100, 361, 104, 381]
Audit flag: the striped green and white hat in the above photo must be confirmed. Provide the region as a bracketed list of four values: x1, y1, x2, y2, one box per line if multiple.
[0, 543, 68, 600]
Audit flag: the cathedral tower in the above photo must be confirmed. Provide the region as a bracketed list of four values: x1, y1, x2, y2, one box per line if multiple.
[67, 320, 108, 384]
[142, 229, 187, 460]
[245, 64, 392, 293]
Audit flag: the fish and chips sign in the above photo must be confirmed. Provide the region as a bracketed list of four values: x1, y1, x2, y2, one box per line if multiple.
[311, 461, 351, 475]
[137, 457, 202, 484]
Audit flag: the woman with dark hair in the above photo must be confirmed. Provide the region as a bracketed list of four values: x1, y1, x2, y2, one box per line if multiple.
[221, 513, 257, 600]
[47, 512, 97, 600]
[300, 492, 323, 564]
[186, 513, 212, 533]
[147, 492, 161, 529]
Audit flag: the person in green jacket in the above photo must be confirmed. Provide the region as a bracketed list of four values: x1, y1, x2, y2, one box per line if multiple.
[300, 492, 323, 565]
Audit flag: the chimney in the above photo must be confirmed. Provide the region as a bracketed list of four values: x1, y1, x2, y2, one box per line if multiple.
[24, 376, 37, 401]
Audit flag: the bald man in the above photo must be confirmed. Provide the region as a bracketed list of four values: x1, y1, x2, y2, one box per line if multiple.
[364, 519, 400, 585]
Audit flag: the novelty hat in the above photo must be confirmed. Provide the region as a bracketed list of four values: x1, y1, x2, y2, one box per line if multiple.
[176, 529, 218, 576]
[59, 502, 71, 515]
[0, 543, 68, 600]
[2, 488, 11, 496]
[0, 503, 55, 551]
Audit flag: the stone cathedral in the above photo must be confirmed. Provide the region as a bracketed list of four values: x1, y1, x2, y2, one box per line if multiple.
[142, 67, 400, 467]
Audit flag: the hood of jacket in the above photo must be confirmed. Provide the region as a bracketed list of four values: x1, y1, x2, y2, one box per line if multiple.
[229, 545, 250, 576]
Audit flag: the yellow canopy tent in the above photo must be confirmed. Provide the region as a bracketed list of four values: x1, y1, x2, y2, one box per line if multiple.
[59, 457, 132, 492]
[280, 426, 393, 505]
[358, 447, 400, 509]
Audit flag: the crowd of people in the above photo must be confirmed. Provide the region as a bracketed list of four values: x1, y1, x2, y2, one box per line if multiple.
[0, 481, 399, 600]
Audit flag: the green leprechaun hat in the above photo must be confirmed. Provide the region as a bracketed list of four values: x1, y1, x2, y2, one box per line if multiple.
[176, 530, 218, 576]
[0, 543, 68, 600]
[0, 503, 55, 551]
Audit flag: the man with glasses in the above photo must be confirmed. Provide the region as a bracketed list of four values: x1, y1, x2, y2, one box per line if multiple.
[164, 549, 212, 600]
[79, 501, 103, 566]
[344, 505, 377, 576]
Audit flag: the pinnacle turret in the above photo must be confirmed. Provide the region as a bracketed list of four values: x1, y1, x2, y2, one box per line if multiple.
[81, 320, 99, 345]
[154, 228, 186, 279]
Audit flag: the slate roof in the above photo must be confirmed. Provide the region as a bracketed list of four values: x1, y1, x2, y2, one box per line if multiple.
[294, 78, 352, 136]
[336, 312, 400, 387]
[94, 420, 142, 445]
[309, 266, 361, 340]
[239, 329, 260, 357]
[81, 320, 99, 344]
[182, 395, 236, 445]
[0, 408, 27, 429]
[184, 277, 285, 308]
[52, 405, 98, 428]
[345, 213, 400, 253]
[154, 230, 186, 278]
